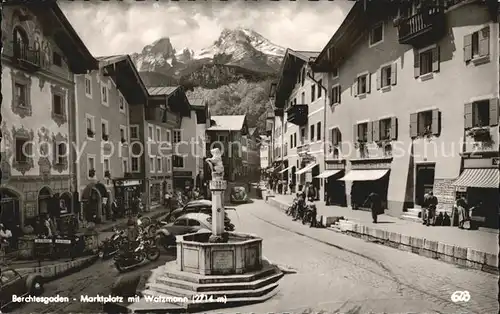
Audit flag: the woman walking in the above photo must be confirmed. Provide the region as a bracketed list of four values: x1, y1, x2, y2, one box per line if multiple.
[456, 197, 469, 229]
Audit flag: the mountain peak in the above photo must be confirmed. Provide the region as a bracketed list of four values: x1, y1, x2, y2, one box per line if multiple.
[142, 37, 175, 56]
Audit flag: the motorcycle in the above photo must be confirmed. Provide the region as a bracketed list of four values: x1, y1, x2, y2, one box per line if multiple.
[286, 196, 300, 217]
[302, 199, 317, 226]
[98, 228, 127, 259]
[114, 234, 160, 272]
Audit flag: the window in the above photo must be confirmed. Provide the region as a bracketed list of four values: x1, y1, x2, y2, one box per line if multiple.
[86, 115, 95, 139]
[310, 125, 315, 141]
[300, 127, 306, 144]
[317, 80, 322, 98]
[150, 157, 155, 173]
[173, 130, 182, 143]
[56, 142, 67, 165]
[87, 156, 95, 178]
[415, 46, 439, 78]
[316, 122, 321, 141]
[464, 27, 490, 62]
[84, 76, 92, 97]
[174, 219, 187, 226]
[148, 125, 153, 141]
[122, 159, 128, 173]
[470, 100, 490, 127]
[369, 22, 383, 46]
[381, 65, 392, 87]
[380, 118, 392, 140]
[187, 219, 201, 227]
[120, 126, 127, 142]
[166, 130, 171, 143]
[131, 157, 139, 172]
[104, 158, 110, 172]
[101, 84, 108, 105]
[15, 83, 27, 107]
[15, 138, 29, 163]
[410, 110, 440, 138]
[357, 74, 368, 95]
[331, 85, 341, 105]
[332, 68, 339, 78]
[130, 125, 139, 140]
[119, 96, 125, 112]
[311, 85, 316, 102]
[173, 155, 184, 168]
[419, 49, 433, 75]
[301, 68, 305, 86]
[290, 135, 293, 149]
[156, 127, 161, 142]
[357, 123, 368, 142]
[157, 157, 162, 172]
[293, 133, 297, 147]
[52, 94, 64, 115]
[101, 120, 109, 141]
[52, 52, 62, 66]
[0, 269, 20, 284]
[330, 128, 342, 146]
[166, 156, 172, 172]
[419, 111, 433, 135]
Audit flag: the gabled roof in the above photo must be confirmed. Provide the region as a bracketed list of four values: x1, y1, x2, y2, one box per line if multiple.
[147, 86, 180, 96]
[146, 86, 190, 116]
[208, 115, 246, 131]
[27, 1, 97, 73]
[187, 97, 206, 108]
[274, 49, 321, 108]
[96, 54, 148, 105]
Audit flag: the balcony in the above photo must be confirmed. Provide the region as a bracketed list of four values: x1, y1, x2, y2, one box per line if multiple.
[297, 143, 310, 155]
[145, 106, 163, 123]
[397, 6, 445, 46]
[286, 104, 308, 126]
[12, 43, 41, 72]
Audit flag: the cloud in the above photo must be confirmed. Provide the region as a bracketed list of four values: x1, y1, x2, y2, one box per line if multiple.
[60, 0, 353, 56]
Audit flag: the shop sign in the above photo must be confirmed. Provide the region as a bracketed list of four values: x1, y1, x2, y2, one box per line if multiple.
[456, 186, 467, 192]
[492, 158, 499, 166]
[174, 171, 192, 177]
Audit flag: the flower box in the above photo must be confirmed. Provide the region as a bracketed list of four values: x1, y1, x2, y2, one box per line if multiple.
[467, 127, 491, 141]
[89, 168, 96, 178]
[87, 128, 95, 137]
[104, 170, 111, 178]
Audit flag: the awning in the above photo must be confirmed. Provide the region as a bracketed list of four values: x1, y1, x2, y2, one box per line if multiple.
[339, 169, 389, 181]
[451, 168, 499, 188]
[296, 163, 318, 175]
[279, 166, 293, 174]
[315, 170, 341, 179]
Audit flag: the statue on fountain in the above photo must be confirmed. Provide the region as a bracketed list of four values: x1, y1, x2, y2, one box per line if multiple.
[205, 148, 224, 180]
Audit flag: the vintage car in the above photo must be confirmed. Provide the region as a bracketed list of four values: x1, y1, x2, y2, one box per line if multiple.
[155, 213, 213, 249]
[0, 267, 44, 311]
[230, 186, 249, 203]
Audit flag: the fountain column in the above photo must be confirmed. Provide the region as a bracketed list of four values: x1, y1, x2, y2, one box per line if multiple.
[208, 176, 227, 242]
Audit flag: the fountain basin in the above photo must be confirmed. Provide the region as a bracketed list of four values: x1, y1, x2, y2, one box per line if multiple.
[176, 232, 263, 276]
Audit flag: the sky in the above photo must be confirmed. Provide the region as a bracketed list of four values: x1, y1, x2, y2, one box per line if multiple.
[60, 0, 353, 56]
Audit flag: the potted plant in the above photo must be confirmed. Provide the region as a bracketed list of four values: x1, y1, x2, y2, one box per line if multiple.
[89, 168, 96, 178]
[105, 170, 111, 178]
[102, 134, 109, 141]
[87, 128, 95, 137]
[121, 137, 126, 144]
[467, 126, 491, 141]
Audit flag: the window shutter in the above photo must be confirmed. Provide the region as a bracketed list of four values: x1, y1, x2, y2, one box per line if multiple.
[353, 79, 358, 97]
[353, 124, 358, 141]
[376, 68, 381, 90]
[338, 86, 341, 103]
[367, 73, 371, 93]
[464, 102, 473, 129]
[478, 26, 490, 57]
[390, 117, 398, 140]
[413, 49, 420, 78]
[489, 98, 499, 126]
[409, 113, 418, 138]
[391, 63, 397, 85]
[367, 122, 373, 142]
[431, 109, 440, 135]
[372, 120, 380, 142]
[463, 34, 472, 62]
[432, 46, 440, 72]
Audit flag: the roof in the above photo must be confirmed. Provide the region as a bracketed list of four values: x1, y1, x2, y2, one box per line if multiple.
[96, 55, 128, 67]
[289, 50, 320, 62]
[147, 86, 180, 96]
[208, 115, 246, 131]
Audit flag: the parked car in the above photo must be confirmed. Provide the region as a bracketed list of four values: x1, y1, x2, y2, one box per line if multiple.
[155, 213, 212, 249]
[230, 186, 249, 203]
[164, 200, 235, 223]
[1, 267, 44, 311]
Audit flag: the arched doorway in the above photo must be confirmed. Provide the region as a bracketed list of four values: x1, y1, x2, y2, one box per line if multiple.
[81, 183, 108, 223]
[37, 186, 52, 218]
[0, 188, 21, 231]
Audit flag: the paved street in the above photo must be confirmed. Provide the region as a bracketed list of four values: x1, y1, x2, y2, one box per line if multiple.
[14, 200, 498, 314]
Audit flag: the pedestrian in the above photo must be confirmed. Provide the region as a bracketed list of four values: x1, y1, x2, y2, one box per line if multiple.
[423, 191, 438, 226]
[111, 200, 118, 221]
[307, 182, 316, 200]
[456, 197, 469, 229]
[289, 181, 293, 195]
[195, 171, 202, 190]
[363, 191, 382, 223]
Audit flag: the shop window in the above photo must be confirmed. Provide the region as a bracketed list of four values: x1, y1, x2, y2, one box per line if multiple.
[369, 22, 383, 46]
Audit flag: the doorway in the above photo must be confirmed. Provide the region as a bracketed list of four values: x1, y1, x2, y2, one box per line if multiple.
[415, 164, 435, 206]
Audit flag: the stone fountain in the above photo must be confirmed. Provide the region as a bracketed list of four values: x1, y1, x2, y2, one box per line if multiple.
[124, 148, 283, 312]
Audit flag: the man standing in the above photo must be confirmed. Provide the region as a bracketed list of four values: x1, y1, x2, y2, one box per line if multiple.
[363, 191, 382, 223]
[423, 191, 438, 226]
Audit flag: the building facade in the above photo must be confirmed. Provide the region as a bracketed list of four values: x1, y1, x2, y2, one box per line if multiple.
[74, 55, 147, 221]
[142, 86, 190, 205]
[188, 97, 209, 187]
[311, 0, 499, 225]
[241, 128, 261, 180]
[0, 3, 96, 231]
[259, 135, 271, 171]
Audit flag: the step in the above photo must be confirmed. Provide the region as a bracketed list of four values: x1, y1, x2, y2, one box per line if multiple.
[162, 262, 278, 284]
[155, 271, 283, 292]
[146, 281, 279, 300]
[132, 287, 279, 312]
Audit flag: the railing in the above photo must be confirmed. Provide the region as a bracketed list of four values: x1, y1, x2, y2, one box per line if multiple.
[13, 42, 41, 68]
[398, 6, 443, 42]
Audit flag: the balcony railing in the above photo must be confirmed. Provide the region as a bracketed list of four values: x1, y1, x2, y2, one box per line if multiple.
[398, 6, 445, 46]
[297, 143, 310, 155]
[286, 104, 308, 126]
[12, 42, 41, 72]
